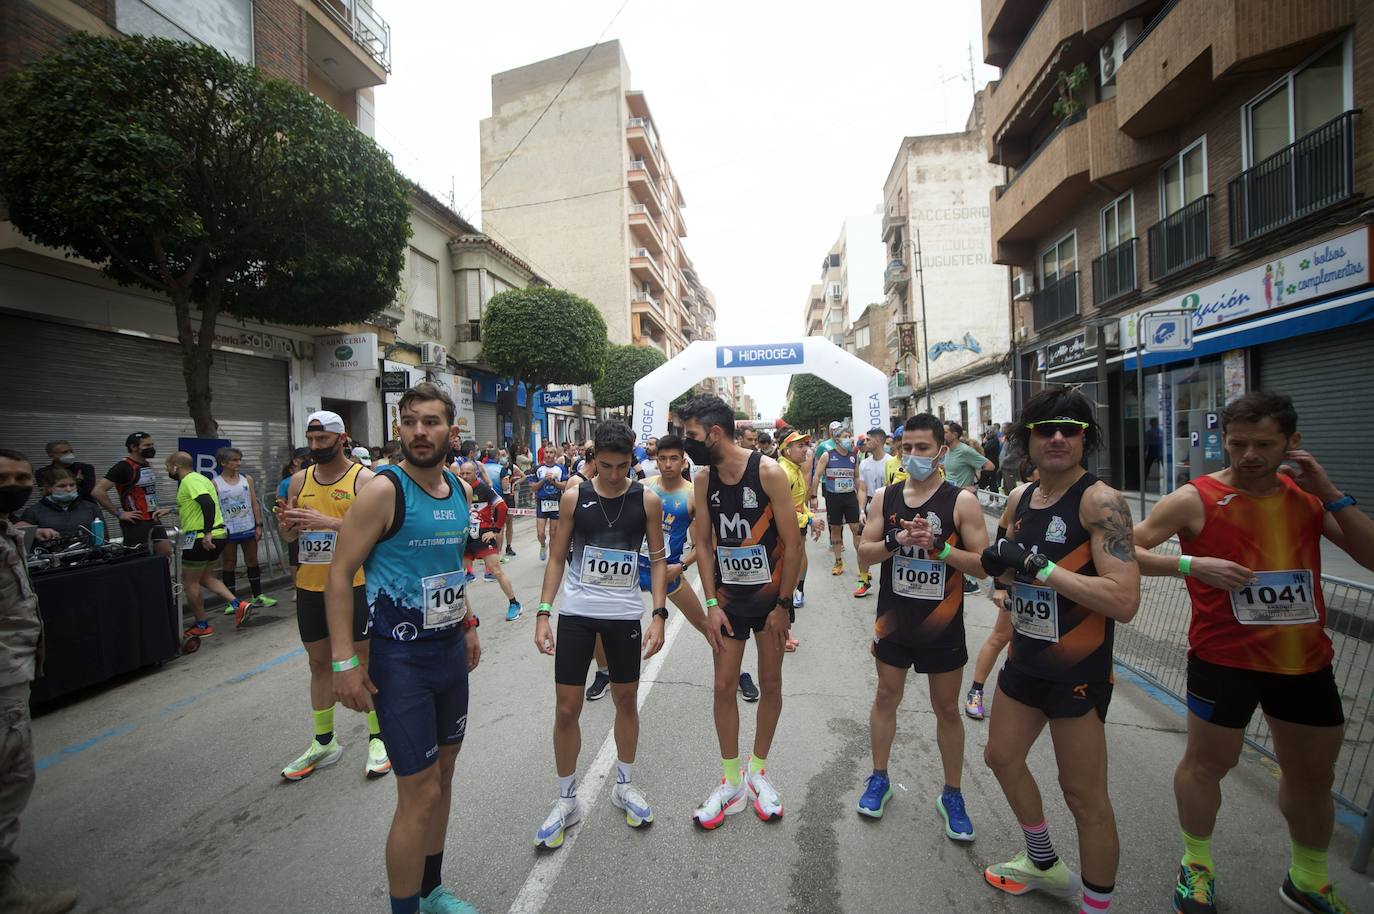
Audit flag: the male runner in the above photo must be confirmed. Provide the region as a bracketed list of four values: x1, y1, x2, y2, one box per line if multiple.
[215, 447, 276, 611]
[531, 449, 568, 562]
[854, 414, 988, 842]
[455, 461, 521, 622]
[979, 388, 1139, 914]
[330, 383, 480, 914]
[94, 432, 172, 556]
[1132, 391, 1374, 914]
[777, 428, 823, 642]
[681, 396, 802, 828]
[858, 428, 891, 516]
[531, 421, 667, 849]
[277, 410, 386, 781]
[811, 429, 868, 594]
[167, 450, 251, 638]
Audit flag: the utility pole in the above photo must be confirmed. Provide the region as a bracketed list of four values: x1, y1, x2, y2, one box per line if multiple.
[915, 227, 932, 412]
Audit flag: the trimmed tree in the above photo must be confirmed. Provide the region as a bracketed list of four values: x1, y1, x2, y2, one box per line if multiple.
[590, 343, 666, 415]
[783, 373, 850, 431]
[480, 287, 608, 446]
[0, 34, 412, 436]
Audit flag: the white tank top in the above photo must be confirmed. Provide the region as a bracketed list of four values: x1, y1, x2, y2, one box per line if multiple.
[215, 474, 255, 535]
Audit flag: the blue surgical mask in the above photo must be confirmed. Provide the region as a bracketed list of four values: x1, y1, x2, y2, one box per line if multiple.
[49, 490, 80, 505]
[902, 447, 947, 481]
[838, 437, 853, 452]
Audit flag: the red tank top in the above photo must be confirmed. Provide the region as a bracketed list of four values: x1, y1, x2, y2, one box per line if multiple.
[1183, 474, 1329, 675]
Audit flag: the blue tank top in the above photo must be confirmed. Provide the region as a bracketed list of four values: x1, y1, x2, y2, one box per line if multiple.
[650, 478, 691, 563]
[823, 449, 857, 495]
[365, 466, 470, 642]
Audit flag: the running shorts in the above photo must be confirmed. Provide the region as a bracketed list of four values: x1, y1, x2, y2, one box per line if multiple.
[826, 492, 860, 526]
[873, 637, 968, 674]
[180, 537, 223, 568]
[226, 529, 257, 544]
[637, 554, 684, 596]
[535, 499, 560, 520]
[296, 586, 369, 644]
[1186, 655, 1344, 729]
[554, 614, 642, 686]
[369, 632, 470, 777]
[997, 664, 1111, 721]
[721, 609, 777, 643]
[465, 536, 499, 561]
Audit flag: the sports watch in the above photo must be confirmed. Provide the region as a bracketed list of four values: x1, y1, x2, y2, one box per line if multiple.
[1023, 552, 1052, 579]
[652, 607, 669, 621]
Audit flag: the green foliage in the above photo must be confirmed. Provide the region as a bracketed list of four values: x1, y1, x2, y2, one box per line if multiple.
[590, 343, 666, 410]
[783, 374, 850, 430]
[733, 409, 749, 421]
[670, 387, 697, 414]
[1052, 63, 1090, 121]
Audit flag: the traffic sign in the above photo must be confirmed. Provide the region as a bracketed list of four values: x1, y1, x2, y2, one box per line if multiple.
[1140, 313, 1194, 352]
[715, 343, 804, 369]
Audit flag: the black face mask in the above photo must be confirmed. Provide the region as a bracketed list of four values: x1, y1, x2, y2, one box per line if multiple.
[0, 485, 33, 515]
[310, 444, 339, 464]
[140, 446, 156, 459]
[682, 435, 711, 467]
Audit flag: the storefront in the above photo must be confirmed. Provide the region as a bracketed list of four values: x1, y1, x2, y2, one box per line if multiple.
[467, 369, 501, 446]
[305, 331, 383, 449]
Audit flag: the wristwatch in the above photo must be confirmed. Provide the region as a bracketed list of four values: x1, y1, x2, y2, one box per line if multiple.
[1325, 494, 1358, 513]
[462, 614, 480, 630]
[652, 607, 669, 620]
[1024, 552, 1051, 579]
[776, 595, 796, 624]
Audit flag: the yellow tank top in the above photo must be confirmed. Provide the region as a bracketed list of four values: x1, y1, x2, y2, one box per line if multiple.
[779, 456, 812, 528]
[294, 463, 366, 592]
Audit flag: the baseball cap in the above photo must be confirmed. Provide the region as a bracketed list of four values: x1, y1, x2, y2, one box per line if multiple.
[774, 418, 787, 430]
[780, 430, 811, 448]
[306, 410, 345, 433]
[350, 446, 373, 466]
[828, 420, 844, 433]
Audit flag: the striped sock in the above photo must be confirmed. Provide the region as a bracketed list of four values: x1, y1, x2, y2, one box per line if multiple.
[558, 774, 577, 800]
[616, 760, 632, 784]
[1081, 880, 1113, 912]
[1021, 820, 1058, 870]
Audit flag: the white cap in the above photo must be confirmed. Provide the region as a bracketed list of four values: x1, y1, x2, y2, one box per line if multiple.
[350, 446, 373, 466]
[306, 410, 345, 433]
[829, 420, 844, 432]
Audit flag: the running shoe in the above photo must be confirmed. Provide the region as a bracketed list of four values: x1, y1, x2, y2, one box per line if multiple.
[962, 577, 980, 594]
[419, 885, 478, 914]
[745, 764, 784, 821]
[853, 575, 872, 598]
[831, 559, 845, 576]
[365, 737, 391, 779]
[534, 799, 580, 850]
[856, 773, 892, 819]
[793, 589, 805, 609]
[984, 851, 1082, 898]
[586, 670, 610, 701]
[499, 555, 510, 564]
[252, 594, 279, 608]
[506, 601, 522, 622]
[739, 672, 760, 702]
[506, 546, 517, 557]
[938, 788, 974, 842]
[483, 571, 495, 582]
[540, 545, 548, 561]
[183, 622, 214, 638]
[610, 781, 654, 828]
[1174, 863, 1216, 914]
[281, 738, 343, 781]
[965, 688, 986, 721]
[233, 598, 252, 629]
[465, 570, 476, 584]
[691, 777, 747, 830]
[1280, 876, 1351, 914]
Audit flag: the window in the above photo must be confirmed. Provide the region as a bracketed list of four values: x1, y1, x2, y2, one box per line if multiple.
[959, 401, 970, 433]
[409, 248, 439, 317]
[1101, 192, 1134, 250]
[978, 396, 993, 430]
[1160, 138, 1207, 216]
[1243, 37, 1351, 165]
[855, 326, 870, 349]
[117, 0, 253, 63]
[828, 281, 842, 300]
[1040, 232, 1077, 285]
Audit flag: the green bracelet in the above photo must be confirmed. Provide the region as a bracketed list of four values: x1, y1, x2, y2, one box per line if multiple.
[1178, 556, 1192, 577]
[936, 542, 952, 560]
[1035, 560, 1057, 583]
[331, 655, 359, 673]
[705, 598, 719, 608]
[537, 602, 553, 617]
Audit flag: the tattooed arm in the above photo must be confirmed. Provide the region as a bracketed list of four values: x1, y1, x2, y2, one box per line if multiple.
[1035, 481, 1142, 622]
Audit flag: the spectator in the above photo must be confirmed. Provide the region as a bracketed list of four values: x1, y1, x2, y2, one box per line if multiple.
[941, 421, 994, 491]
[979, 426, 1002, 490]
[757, 431, 775, 459]
[1144, 417, 1164, 485]
[376, 440, 402, 468]
[514, 442, 532, 474]
[93, 431, 171, 556]
[17, 466, 99, 542]
[350, 446, 372, 467]
[636, 439, 659, 479]
[42, 440, 96, 504]
[998, 421, 1022, 493]
[276, 451, 308, 572]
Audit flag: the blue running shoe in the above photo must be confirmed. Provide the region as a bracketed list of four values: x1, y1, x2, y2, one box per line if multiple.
[465, 570, 476, 584]
[857, 773, 892, 818]
[484, 571, 495, 582]
[419, 885, 478, 914]
[506, 601, 522, 622]
[793, 589, 805, 609]
[938, 787, 974, 842]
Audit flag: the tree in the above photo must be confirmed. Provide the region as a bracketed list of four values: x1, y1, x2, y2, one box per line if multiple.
[481, 287, 608, 446]
[783, 373, 850, 431]
[590, 343, 666, 413]
[733, 409, 749, 421]
[0, 34, 411, 436]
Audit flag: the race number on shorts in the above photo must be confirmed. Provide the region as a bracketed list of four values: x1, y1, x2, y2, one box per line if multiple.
[1230, 570, 1318, 625]
[299, 530, 336, 564]
[421, 570, 467, 630]
[716, 544, 771, 586]
[892, 554, 944, 600]
[581, 546, 637, 589]
[1011, 582, 1059, 642]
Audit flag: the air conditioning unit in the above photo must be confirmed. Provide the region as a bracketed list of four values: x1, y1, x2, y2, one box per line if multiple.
[1099, 19, 1141, 86]
[419, 342, 447, 368]
[1011, 271, 1035, 301]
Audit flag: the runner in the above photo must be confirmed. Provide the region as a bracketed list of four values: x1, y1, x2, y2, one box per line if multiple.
[531, 449, 568, 562]
[455, 461, 522, 623]
[165, 451, 250, 640]
[1131, 391, 1374, 914]
[853, 414, 988, 841]
[979, 387, 1139, 914]
[214, 447, 276, 612]
[680, 395, 803, 829]
[329, 383, 480, 914]
[531, 421, 668, 849]
[498, 452, 517, 560]
[811, 429, 868, 594]
[276, 410, 387, 782]
[777, 428, 823, 639]
[93, 432, 172, 557]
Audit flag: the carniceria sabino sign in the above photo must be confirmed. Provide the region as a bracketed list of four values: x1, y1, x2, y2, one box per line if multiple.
[316, 332, 379, 373]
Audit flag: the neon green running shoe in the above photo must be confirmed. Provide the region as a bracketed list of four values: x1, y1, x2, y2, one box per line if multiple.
[365, 737, 392, 779]
[1280, 875, 1351, 914]
[1173, 863, 1216, 913]
[984, 851, 1082, 898]
[252, 594, 279, 608]
[281, 738, 342, 781]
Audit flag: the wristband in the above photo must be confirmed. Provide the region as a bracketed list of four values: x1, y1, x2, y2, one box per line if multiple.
[935, 541, 952, 560]
[1035, 560, 1057, 583]
[1178, 556, 1192, 577]
[331, 655, 360, 673]
[884, 529, 901, 553]
[705, 598, 719, 608]
[537, 602, 553, 617]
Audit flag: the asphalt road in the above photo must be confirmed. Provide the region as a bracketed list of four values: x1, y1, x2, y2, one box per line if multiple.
[21, 519, 1374, 913]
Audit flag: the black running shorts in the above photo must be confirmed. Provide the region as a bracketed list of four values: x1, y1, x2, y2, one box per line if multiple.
[997, 664, 1111, 721]
[1186, 655, 1344, 729]
[873, 637, 968, 674]
[826, 492, 860, 526]
[296, 586, 369, 644]
[554, 614, 642, 687]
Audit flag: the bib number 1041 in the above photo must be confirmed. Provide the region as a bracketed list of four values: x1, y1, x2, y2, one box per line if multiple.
[1230, 570, 1318, 625]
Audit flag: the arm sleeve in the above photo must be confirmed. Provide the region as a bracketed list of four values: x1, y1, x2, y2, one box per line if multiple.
[194, 494, 217, 536]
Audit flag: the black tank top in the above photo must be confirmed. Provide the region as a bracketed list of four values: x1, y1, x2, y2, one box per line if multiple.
[1006, 472, 1109, 683]
[707, 450, 783, 619]
[562, 480, 648, 620]
[875, 481, 965, 649]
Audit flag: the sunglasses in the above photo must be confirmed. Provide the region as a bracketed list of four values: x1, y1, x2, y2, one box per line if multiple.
[1026, 419, 1090, 439]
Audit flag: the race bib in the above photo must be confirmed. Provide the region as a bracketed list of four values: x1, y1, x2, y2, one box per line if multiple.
[421, 570, 467, 630]
[1230, 570, 1318, 625]
[892, 554, 945, 600]
[717, 544, 771, 586]
[299, 530, 336, 565]
[581, 546, 637, 589]
[470, 504, 483, 536]
[540, 498, 561, 514]
[181, 530, 198, 550]
[1011, 582, 1059, 642]
[832, 476, 855, 493]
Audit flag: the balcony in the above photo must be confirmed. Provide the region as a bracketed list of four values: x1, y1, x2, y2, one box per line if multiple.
[882, 208, 907, 241]
[888, 370, 914, 399]
[1087, 97, 1174, 192]
[1092, 238, 1138, 306]
[627, 166, 661, 218]
[626, 120, 661, 178]
[1033, 271, 1080, 331]
[629, 248, 666, 291]
[1147, 195, 1211, 281]
[883, 259, 910, 292]
[981, 0, 1051, 69]
[985, 0, 1087, 166]
[990, 115, 1090, 265]
[1228, 111, 1358, 246]
[627, 204, 664, 255]
[306, 0, 390, 87]
[631, 290, 663, 316]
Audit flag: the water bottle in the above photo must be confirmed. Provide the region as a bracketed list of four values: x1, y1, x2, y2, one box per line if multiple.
[91, 517, 105, 546]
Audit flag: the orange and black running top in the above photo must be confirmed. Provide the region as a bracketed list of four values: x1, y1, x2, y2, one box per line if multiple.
[707, 450, 784, 619]
[875, 481, 964, 649]
[1183, 473, 1329, 675]
[1006, 472, 1110, 684]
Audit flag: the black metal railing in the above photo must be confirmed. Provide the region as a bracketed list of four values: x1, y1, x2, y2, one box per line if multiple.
[1148, 194, 1211, 281]
[1123, 0, 1180, 61]
[1033, 271, 1079, 330]
[1229, 110, 1359, 245]
[1092, 237, 1138, 306]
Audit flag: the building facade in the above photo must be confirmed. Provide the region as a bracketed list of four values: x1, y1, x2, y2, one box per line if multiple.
[801, 230, 851, 347]
[982, 0, 1373, 509]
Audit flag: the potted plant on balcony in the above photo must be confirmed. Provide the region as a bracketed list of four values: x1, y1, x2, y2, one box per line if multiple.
[1052, 63, 1089, 122]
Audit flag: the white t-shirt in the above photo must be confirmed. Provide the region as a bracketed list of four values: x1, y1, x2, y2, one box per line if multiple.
[859, 456, 887, 501]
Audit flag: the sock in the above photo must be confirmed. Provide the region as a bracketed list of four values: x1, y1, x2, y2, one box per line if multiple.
[597, 665, 609, 676]
[873, 768, 888, 779]
[366, 710, 381, 739]
[1289, 839, 1330, 893]
[222, 569, 236, 594]
[616, 760, 632, 785]
[194, 619, 209, 630]
[942, 784, 961, 797]
[558, 774, 577, 801]
[1021, 820, 1058, 870]
[797, 578, 805, 594]
[246, 565, 262, 597]
[1181, 829, 1214, 873]
[389, 893, 419, 914]
[722, 756, 742, 787]
[748, 755, 767, 777]
[421, 852, 443, 898]
[971, 680, 985, 693]
[1080, 880, 1113, 913]
[313, 707, 334, 746]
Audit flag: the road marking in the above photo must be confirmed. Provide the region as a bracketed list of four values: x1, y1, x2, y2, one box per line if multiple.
[508, 605, 690, 914]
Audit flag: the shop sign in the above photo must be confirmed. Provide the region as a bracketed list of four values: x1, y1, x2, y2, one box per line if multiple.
[454, 376, 476, 441]
[193, 327, 313, 359]
[539, 389, 574, 408]
[1045, 333, 1087, 370]
[379, 370, 409, 393]
[316, 332, 379, 373]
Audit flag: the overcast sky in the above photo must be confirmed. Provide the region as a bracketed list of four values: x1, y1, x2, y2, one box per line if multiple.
[372, 0, 997, 418]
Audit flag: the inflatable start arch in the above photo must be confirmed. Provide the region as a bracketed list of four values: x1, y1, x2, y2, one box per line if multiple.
[631, 337, 890, 445]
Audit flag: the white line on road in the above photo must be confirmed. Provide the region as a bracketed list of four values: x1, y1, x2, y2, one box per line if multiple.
[507, 604, 691, 914]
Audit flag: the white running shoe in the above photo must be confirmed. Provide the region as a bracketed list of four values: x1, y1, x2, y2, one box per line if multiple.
[610, 782, 654, 827]
[691, 777, 748, 830]
[746, 765, 784, 821]
[365, 737, 391, 779]
[534, 798, 581, 850]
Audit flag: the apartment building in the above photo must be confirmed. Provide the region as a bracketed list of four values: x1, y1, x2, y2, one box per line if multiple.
[883, 89, 1012, 430]
[983, 0, 1372, 508]
[847, 302, 890, 376]
[802, 230, 851, 347]
[480, 41, 717, 359]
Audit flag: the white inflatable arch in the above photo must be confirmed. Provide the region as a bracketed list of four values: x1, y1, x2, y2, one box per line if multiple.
[632, 337, 890, 445]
